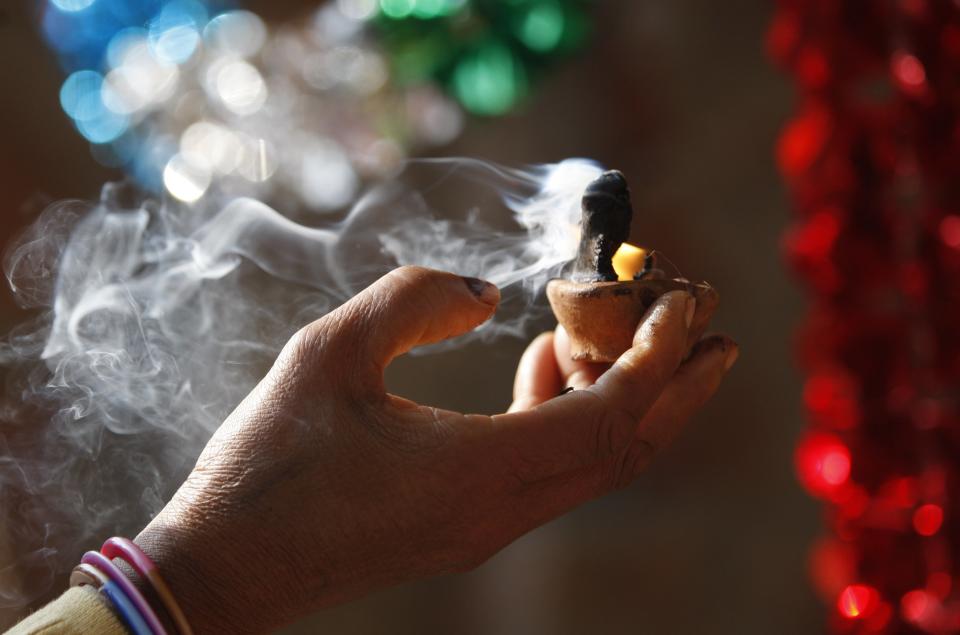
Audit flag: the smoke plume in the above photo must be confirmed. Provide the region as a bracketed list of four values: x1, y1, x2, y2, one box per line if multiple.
[0, 157, 602, 617]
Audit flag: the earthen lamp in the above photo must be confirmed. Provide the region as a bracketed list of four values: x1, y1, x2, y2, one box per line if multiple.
[546, 170, 719, 362]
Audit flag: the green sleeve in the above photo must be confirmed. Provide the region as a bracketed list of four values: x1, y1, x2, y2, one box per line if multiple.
[4, 586, 126, 635]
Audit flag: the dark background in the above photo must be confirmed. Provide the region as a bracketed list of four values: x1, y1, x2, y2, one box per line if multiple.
[0, 1, 823, 633]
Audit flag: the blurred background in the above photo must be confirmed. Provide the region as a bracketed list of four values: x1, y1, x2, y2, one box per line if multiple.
[0, 1, 823, 633]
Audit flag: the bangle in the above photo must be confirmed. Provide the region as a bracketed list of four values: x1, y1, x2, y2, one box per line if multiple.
[70, 563, 109, 588]
[101, 537, 194, 635]
[81, 550, 168, 635]
[70, 563, 152, 635]
[100, 580, 155, 635]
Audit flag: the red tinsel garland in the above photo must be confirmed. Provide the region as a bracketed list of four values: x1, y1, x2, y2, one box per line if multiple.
[770, 1, 960, 633]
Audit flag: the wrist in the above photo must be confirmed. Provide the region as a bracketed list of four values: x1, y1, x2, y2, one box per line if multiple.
[134, 513, 263, 635]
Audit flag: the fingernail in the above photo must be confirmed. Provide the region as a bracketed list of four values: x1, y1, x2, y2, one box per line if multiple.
[684, 293, 696, 328]
[462, 276, 500, 306]
[724, 344, 739, 371]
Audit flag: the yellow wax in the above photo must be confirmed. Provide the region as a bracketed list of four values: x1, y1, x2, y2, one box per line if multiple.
[612, 243, 646, 281]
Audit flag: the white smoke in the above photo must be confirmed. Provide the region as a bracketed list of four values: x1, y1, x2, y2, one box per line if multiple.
[0, 157, 602, 616]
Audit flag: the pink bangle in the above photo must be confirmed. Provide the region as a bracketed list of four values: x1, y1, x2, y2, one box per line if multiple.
[81, 550, 169, 635]
[101, 537, 194, 635]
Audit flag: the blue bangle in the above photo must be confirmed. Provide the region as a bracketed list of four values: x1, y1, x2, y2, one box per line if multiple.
[99, 580, 154, 635]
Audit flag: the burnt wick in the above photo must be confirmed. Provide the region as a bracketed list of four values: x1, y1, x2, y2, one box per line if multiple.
[571, 170, 633, 283]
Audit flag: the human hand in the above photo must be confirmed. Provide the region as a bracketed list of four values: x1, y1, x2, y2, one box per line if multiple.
[510, 301, 737, 454]
[135, 266, 737, 634]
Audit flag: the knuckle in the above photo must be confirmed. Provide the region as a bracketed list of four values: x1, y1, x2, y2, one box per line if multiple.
[292, 317, 326, 349]
[279, 321, 327, 371]
[280, 314, 365, 391]
[388, 264, 434, 286]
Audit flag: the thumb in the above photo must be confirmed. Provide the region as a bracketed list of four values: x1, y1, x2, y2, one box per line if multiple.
[310, 266, 499, 392]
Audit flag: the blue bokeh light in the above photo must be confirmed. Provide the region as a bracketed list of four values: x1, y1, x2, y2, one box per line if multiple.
[60, 70, 104, 121]
[42, 0, 192, 70]
[76, 107, 130, 144]
[60, 70, 130, 143]
[43, 0, 234, 170]
[51, 0, 97, 13]
[106, 27, 149, 68]
[148, 0, 208, 63]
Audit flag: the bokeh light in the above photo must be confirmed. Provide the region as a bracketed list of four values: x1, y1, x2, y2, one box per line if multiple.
[106, 36, 180, 112]
[380, 0, 416, 19]
[163, 153, 211, 202]
[235, 136, 277, 183]
[912, 504, 944, 536]
[44, 0, 483, 209]
[204, 11, 267, 58]
[60, 70, 105, 121]
[339, 0, 379, 21]
[901, 589, 935, 625]
[378, 0, 464, 19]
[777, 106, 830, 178]
[300, 139, 358, 210]
[76, 109, 130, 144]
[891, 50, 927, 96]
[517, 1, 565, 52]
[795, 432, 851, 498]
[940, 215, 960, 249]
[453, 41, 526, 115]
[60, 69, 130, 143]
[838, 584, 878, 619]
[211, 59, 268, 116]
[148, 0, 206, 64]
[180, 121, 242, 175]
[51, 0, 97, 12]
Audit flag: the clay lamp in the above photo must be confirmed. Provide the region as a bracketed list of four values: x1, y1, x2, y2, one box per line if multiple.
[546, 170, 719, 362]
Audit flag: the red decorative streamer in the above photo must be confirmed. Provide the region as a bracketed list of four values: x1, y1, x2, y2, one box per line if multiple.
[770, 1, 960, 633]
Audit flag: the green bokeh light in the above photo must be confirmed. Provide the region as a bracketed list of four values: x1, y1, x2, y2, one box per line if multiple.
[412, 0, 448, 18]
[375, 0, 590, 115]
[452, 41, 527, 115]
[383, 0, 465, 20]
[412, 0, 445, 18]
[518, 1, 565, 52]
[380, 0, 415, 19]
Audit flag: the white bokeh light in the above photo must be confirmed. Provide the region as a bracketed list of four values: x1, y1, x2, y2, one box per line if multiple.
[204, 11, 267, 58]
[163, 154, 212, 202]
[211, 60, 268, 116]
[102, 37, 179, 115]
[180, 121, 242, 174]
[236, 136, 277, 182]
[337, 0, 378, 21]
[300, 138, 358, 210]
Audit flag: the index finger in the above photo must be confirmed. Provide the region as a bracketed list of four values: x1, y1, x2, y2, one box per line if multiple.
[491, 290, 694, 480]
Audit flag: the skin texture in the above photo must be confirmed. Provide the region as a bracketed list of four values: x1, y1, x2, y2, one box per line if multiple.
[134, 266, 738, 634]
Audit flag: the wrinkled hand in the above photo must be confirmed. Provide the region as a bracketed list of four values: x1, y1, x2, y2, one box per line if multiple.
[135, 266, 737, 634]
